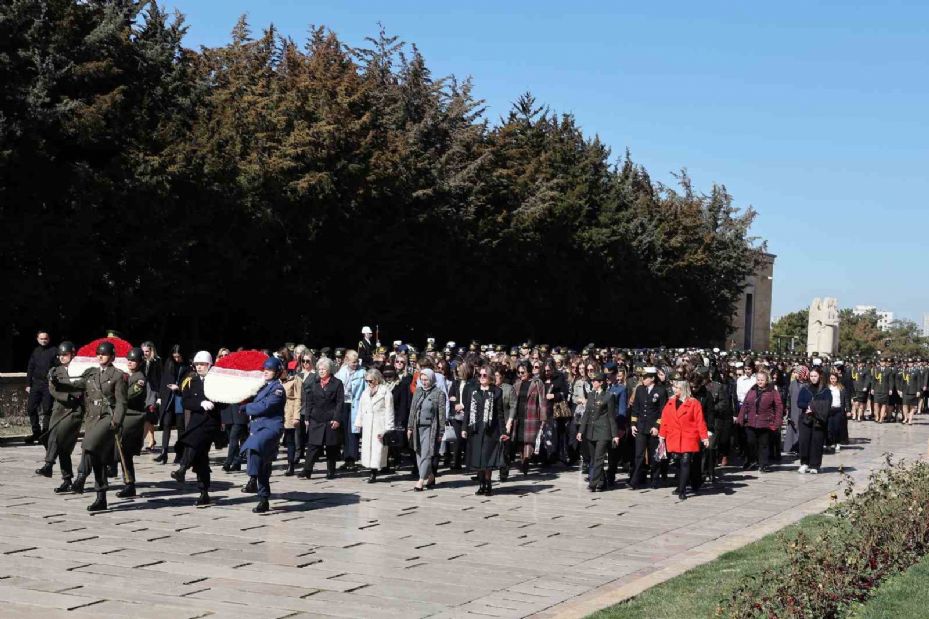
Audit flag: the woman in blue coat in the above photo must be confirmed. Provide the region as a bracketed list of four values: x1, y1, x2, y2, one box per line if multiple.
[240, 357, 285, 513]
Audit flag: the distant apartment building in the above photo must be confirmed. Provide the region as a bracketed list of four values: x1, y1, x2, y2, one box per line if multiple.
[853, 305, 894, 331]
[923, 314, 929, 337]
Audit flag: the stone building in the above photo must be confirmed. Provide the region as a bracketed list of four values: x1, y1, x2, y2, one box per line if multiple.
[727, 253, 776, 351]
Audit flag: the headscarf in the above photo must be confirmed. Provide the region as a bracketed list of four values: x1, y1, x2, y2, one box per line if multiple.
[796, 365, 810, 383]
[420, 368, 436, 388]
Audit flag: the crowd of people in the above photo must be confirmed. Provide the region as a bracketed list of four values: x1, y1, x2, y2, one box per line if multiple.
[22, 327, 928, 513]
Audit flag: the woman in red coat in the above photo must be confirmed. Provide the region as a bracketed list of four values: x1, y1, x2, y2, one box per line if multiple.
[659, 373, 709, 501]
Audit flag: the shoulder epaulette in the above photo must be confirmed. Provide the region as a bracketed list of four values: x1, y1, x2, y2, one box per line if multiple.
[181, 375, 193, 390]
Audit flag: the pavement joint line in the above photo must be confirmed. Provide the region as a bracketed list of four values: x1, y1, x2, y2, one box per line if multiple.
[66, 599, 106, 611]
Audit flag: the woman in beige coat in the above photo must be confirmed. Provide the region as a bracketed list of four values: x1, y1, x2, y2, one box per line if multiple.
[355, 369, 395, 482]
[282, 371, 304, 476]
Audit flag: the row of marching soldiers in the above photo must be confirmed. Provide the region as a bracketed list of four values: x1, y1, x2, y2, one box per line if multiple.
[36, 341, 285, 513]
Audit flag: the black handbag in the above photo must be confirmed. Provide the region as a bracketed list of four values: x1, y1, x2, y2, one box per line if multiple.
[381, 429, 402, 447]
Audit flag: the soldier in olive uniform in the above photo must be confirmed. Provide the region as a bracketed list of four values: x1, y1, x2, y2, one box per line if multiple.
[871, 358, 893, 423]
[115, 348, 148, 498]
[850, 360, 871, 422]
[39, 342, 85, 493]
[901, 361, 921, 424]
[71, 341, 128, 512]
[577, 372, 619, 492]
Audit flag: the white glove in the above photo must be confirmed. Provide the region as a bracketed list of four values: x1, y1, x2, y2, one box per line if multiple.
[201, 400, 215, 411]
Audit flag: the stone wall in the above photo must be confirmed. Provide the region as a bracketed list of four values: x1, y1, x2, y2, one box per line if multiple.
[0, 373, 30, 435]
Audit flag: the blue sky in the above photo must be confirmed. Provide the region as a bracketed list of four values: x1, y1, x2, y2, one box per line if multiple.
[161, 0, 929, 323]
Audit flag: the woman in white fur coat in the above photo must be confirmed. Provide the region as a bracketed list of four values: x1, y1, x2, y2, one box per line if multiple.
[355, 369, 395, 482]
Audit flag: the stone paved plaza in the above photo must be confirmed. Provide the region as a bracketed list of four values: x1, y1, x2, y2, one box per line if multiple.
[1, 421, 927, 619]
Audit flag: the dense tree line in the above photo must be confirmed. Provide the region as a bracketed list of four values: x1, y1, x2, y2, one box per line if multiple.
[0, 0, 763, 369]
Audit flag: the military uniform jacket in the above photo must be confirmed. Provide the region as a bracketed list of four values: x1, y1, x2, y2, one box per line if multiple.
[871, 366, 892, 395]
[631, 384, 667, 434]
[78, 365, 128, 456]
[241, 379, 285, 462]
[121, 370, 148, 456]
[901, 368, 921, 397]
[851, 367, 871, 394]
[579, 388, 618, 441]
[47, 365, 85, 456]
[178, 374, 221, 452]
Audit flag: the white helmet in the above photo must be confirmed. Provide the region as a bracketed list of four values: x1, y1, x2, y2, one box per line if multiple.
[361, 326, 373, 335]
[193, 350, 213, 365]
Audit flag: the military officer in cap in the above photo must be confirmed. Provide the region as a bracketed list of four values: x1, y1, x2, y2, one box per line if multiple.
[358, 327, 375, 367]
[114, 348, 148, 498]
[38, 342, 85, 492]
[171, 351, 220, 506]
[69, 341, 128, 511]
[629, 367, 667, 489]
[871, 357, 893, 423]
[577, 372, 618, 491]
[850, 359, 871, 422]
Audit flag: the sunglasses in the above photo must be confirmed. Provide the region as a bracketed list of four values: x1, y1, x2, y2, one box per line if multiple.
[532, 365, 541, 369]
[302, 359, 312, 364]
[479, 373, 490, 377]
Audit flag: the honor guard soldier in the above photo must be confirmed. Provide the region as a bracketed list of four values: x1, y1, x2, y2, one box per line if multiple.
[629, 367, 667, 489]
[115, 347, 148, 498]
[39, 342, 85, 492]
[358, 326, 375, 367]
[240, 357, 286, 513]
[73, 341, 128, 511]
[871, 357, 893, 423]
[172, 351, 220, 506]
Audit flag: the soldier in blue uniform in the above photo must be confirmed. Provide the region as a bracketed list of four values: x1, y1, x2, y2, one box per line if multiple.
[240, 357, 285, 513]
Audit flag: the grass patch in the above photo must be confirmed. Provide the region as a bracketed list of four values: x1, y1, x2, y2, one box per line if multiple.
[852, 551, 929, 619]
[589, 514, 834, 619]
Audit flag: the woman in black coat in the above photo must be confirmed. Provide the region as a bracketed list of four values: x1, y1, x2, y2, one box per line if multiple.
[298, 358, 345, 480]
[154, 345, 189, 464]
[463, 368, 508, 496]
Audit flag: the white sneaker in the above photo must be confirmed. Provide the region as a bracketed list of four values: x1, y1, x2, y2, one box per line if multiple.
[808, 468, 818, 474]
[798, 465, 808, 474]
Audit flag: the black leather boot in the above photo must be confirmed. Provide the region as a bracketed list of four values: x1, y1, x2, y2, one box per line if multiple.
[87, 491, 108, 512]
[71, 476, 86, 494]
[153, 452, 168, 464]
[284, 463, 295, 477]
[35, 463, 53, 477]
[170, 468, 186, 483]
[115, 484, 136, 498]
[196, 491, 211, 507]
[54, 480, 72, 494]
[484, 479, 493, 497]
[242, 477, 258, 493]
[253, 498, 269, 513]
[475, 478, 486, 495]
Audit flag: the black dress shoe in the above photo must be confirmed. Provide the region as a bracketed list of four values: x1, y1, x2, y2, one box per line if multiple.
[170, 469, 186, 483]
[54, 480, 72, 494]
[365, 474, 376, 483]
[71, 477, 86, 494]
[484, 484, 493, 497]
[242, 477, 257, 493]
[222, 463, 231, 472]
[196, 492, 211, 507]
[592, 486, 602, 493]
[475, 484, 486, 495]
[115, 484, 136, 498]
[284, 465, 295, 477]
[35, 464, 53, 477]
[153, 453, 168, 464]
[297, 470, 310, 479]
[87, 493, 108, 512]
[325, 471, 335, 480]
[678, 492, 687, 501]
[759, 465, 771, 473]
[253, 499, 269, 513]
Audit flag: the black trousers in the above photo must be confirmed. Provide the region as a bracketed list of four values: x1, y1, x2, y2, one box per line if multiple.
[180, 446, 211, 491]
[553, 417, 574, 465]
[631, 432, 660, 487]
[744, 427, 772, 468]
[798, 422, 826, 470]
[26, 386, 52, 436]
[225, 423, 247, 466]
[675, 452, 701, 494]
[587, 439, 609, 489]
[303, 444, 337, 477]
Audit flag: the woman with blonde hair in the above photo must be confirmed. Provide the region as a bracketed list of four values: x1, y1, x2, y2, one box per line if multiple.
[354, 369, 394, 483]
[659, 373, 709, 501]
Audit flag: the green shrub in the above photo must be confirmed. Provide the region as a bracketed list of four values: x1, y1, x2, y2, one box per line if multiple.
[719, 456, 929, 618]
